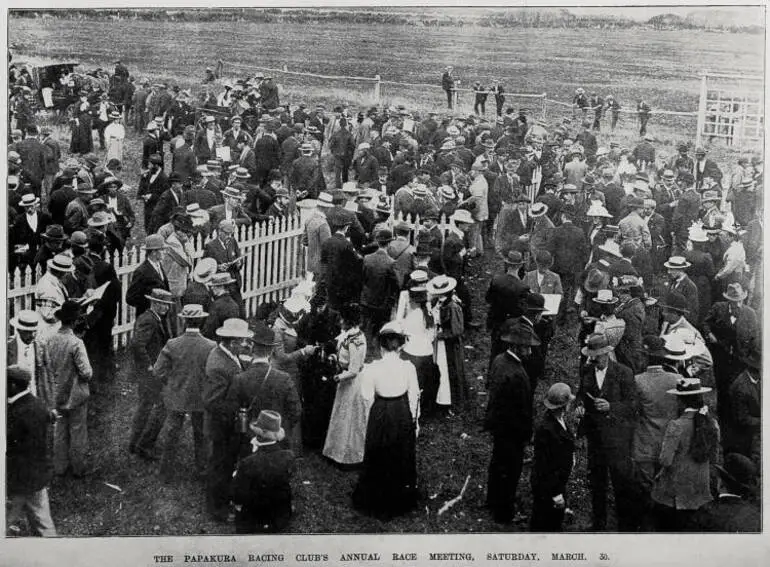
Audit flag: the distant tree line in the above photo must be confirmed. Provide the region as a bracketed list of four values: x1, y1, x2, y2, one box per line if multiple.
[9, 8, 764, 34]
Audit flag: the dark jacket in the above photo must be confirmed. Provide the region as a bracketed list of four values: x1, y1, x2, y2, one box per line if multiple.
[48, 184, 78, 227]
[485, 272, 529, 331]
[531, 411, 575, 499]
[703, 302, 759, 361]
[319, 233, 363, 309]
[664, 274, 700, 326]
[203, 293, 241, 341]
[172, 144, 197, 182]
[289, 155, 325, 198]
[484, 351, 533, 442]
[253, 135, 281, 175]
[577, 360, 637, 457]
[549, 220, 588, 275]
[229, 362, 302, 434]
[10, 211, 52, 267]
[126, 260, 170, 316]
[7, 392, 53, 494]
[150, 187, 187, 235]
[203, 344, 243, 416]
[689, 496, 760, 532]
[725, 369, 761, 458]
[614, 297, 646, 374]
[15, 137, 47, 186]
[42, 136, 62, 176]
[354, 154, 379, 185]
[7, 338, 54, 410]
[138, 170, 170, 230]
[131, 309, 170, 375]
[232, 443, 294, 533]
[154, 329, 216, 413]
[141, 134, 164, 169]
[360, 248, 399, 310]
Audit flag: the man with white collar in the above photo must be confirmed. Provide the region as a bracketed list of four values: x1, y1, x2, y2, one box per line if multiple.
[204, 220, 246, 314]
[194, 115, 218, 165]
[663, 256, 699, 325]
[34, 253, 74, 343]
[11, 193, 51, 270]
[6, 366, 57, 537]
[7, 310, 54, 411]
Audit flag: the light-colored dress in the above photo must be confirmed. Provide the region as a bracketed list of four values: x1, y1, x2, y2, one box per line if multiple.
[104, 122, 125, 163]
[323, 327, 368, 464]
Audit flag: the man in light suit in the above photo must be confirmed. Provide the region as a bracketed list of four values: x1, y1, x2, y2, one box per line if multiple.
[524, 250, 563, 296]
[302, 193, 333, 276]
[153, 304, 217, 481]
[7, 310, 54, 411]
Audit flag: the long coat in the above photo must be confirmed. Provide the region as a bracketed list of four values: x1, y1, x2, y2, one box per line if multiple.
[549, 220, 588, 275]
[484, 351, 532, 441]
[202, 345, 242, 417]
[614, 297, 646, 374]
[632, 366, 680, 465]
[7, 338, 54, 410]
[319, 233, 363, 309]
[725, 369, 761, 458]
[485, 273, 528, 331]
[684, 249, 715, 326]
[531, 411, 575, 500]
[10, 211, 52, 268]
[360, 248, 399, 311]
[153, 329, 216, 413]
[229, 362, 302, 435]
[126, 260, 170, 317]
[577, 360, 637, 459]
[7, 393, 53, 495]
[15, 137, 47, 188]
[138, 170, 170, 232]
[302, 210, 331, 274]
[664, 274, 700, 327]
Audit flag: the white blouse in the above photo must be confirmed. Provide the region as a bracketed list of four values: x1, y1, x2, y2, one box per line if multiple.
[360, 353, 420, 421]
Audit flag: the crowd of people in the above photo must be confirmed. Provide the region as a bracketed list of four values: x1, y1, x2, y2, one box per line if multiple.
[6, 58, 763, 536]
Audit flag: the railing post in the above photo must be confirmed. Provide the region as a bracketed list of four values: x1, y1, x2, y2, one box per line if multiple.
[373, 74, 381, 105]
[695, 71, 708, 149]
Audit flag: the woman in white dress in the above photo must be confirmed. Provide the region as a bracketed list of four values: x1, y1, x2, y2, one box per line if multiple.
[395, 270, 438, 417]
[104, 111, 125, 164]
[323, 303, 368, 466]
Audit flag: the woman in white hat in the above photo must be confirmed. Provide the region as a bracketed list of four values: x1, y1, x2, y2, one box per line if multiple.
[395, 270, 438, 416]
[354, 321, 419, 520]
[427, 275, 466, 412]
[651, 373, 719, 531]
[591, 289, 625, 356]
[104, 110, 125, 163]
[271, 294, 317, 384]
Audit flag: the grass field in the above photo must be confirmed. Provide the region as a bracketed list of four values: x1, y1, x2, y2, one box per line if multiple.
[8, 14, 763, 536]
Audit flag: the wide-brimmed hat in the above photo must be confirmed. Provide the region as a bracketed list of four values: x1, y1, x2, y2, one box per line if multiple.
[503, 250, 525, 266]
[145, 288, 174, 305]
[18, 193, 40, 208]
[523, 293, 547, 313]
[47, 253, 75, 273]
[581, 333, 613, 357]
[592, 289, 618, 305]
[530, 202, 549, 217]
[192, 258, 218, 284]
[723, 282, 748, 302]
[55, 300, 82, 324]
[209, 273, 236, 287]
[426, 275, 457, 296]
[666, 377, 711, 396]
[664, 256, 691, 270]
[250, 320, 275, 347]
[142, 234, 167, 251]
[586, 203, 612, 218]
[221, 186, 244, 200]
[544, 382, 575, 410]
[10, 309, 40, 331]
[584, 268, 610, 293]
[216, 318, 253, 339]
[379, 320, 408, 338]
[87, 211, 112, 228]
[642, 335, 670, 359]
[250, 410, 285, 442]
[741, 349, 761, 371]
[499, 318, 541, 346]
[317, 191, 334, 208]
[69, 231, 89, 248]
[701, 190, 720, 203]
[178, 304, 208, 319]
[598, 240, 622, 258]
[278, 295, 310, 326]
[688, 224, 709, 243]
[77, 182, 96, 195]
[375, 228, 394, 244]
[661, 334, 698, 361]
[98, 176, 124, 191]
[42, 224, 67, 241]
[450, 209, 475, 225]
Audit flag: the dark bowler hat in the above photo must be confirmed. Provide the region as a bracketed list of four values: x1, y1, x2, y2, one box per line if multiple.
[251, 321, 276, 347]
[642, 335, 669, 359]
[581, 333, 613, 357]
[326, 208, 352, 229]
[503, 250, 524, 266]
[659, 291, 689, 314]
[42, 224, 67, 241]
[522, 293, 547, 313]
[55, 300, 82, 324]
[499, 318, 541, 346]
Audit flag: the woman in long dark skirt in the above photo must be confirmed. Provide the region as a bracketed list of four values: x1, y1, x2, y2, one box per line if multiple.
[353, 321, 420, 520]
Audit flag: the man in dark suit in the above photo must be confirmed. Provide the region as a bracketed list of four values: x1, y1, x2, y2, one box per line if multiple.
[141, 120, 164, 170]
[204, 318, 252, 522]
[289, 143, 324, 199]
[232, 410, 295, 533]
[689, 453, 760, 532]
[494, 194, 532, 258]
[237, 140, 258, 183]
[530, 382, 576, 532]
[229, 323, 302, 454]
[128, 288, 173, 461]
[150, 173, 187, 235]
[441, 66, 454, 109]
[138, 154, 169, 233]
[663, 256, 699, 326]
[693, 146, 723, 190]
[153, 304, 217, 481]
[194, 116, 218, 165]
[126, 234, 170, 316]
[7, 310, 54, 411]
[318, 209, 363, 311]
[15, 125, 47, 195]
[10, 194, 52, 270]
[172, 127, 197, 183]
[576, 333, 637, 531]
[724, 350, 760, 459]
[353, 143, 379, 186]
[203, 219, 245, 313]
[6, 366, 57, 536]
[222, 115, 253, 157]
[202, 273, 241, 340]
[253, 129, 281, 188]
[485, 250, 529, 364]
[40, 127, 61, 203]
[208, 188, 252, 230]
[280, 127, 301, 186]
[548, 205, 588, 315]
[598, 168, 625, 222]
[360, 229, 400, 350]
[485, 319, 539, 524]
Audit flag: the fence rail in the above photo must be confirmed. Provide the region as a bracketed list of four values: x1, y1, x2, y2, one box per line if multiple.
[7, 213, 307, 350]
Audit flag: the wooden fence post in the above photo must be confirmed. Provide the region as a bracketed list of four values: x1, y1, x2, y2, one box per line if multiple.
[373, 74, 381, 105]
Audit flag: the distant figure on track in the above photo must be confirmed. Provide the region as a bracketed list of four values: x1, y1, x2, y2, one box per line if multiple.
[442, 66, 454, 110]
[637, 98, 651, 137]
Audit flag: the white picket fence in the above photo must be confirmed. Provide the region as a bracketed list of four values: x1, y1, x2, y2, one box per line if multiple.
[7, 213, 307, 350]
